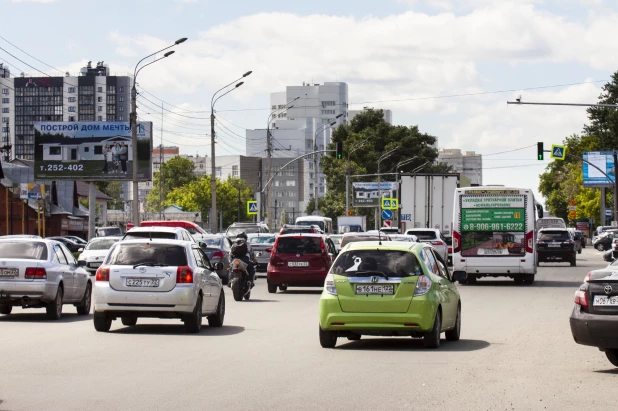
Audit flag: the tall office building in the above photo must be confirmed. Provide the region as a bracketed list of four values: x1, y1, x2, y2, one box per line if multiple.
[437, 148, 483, 186]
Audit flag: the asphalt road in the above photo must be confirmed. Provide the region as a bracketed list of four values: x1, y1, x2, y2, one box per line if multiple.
[0, 247, 616, 411]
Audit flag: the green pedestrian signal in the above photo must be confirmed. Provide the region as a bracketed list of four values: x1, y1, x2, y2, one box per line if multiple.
[537, 142, 544, 160]
[336, 142, 343, 160]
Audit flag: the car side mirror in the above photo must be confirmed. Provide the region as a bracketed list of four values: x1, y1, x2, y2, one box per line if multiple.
[198, 241, 207, 249]
[213, 262, 224, 271]
[78, 247, 84, 253]
[452, 271, 467, 283]
[77, 260, 87, 267]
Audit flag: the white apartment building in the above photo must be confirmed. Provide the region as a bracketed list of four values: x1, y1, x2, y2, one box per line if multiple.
[437, 148, 483, 185]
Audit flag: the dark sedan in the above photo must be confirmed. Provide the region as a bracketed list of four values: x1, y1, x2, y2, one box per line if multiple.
[571, 263, 618, 368]
[199, 235, 231, 284]
[46, 236, 83, 254]
[593, 231, 618, 252]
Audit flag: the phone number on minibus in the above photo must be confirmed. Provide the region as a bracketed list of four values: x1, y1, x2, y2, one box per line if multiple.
[463, 223, 524, 231]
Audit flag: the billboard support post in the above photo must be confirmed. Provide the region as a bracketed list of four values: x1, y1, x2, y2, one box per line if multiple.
[131, 84, 139, 227]
[88, 182, 96, 240]
[614, 152, 618, 224]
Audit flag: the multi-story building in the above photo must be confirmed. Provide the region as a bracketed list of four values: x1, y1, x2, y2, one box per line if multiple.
[206, 155, 262, 192]
[437, 148, 483, 186]
[261, 158, 306, 224]
[0, 61, 131, 160]
[348, 108, 393, 124]
[181, 153, 208, 176]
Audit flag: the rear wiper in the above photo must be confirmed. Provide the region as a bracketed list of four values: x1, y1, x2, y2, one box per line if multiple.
[355, 271, 389, 280]
[132, 262, 167, 269]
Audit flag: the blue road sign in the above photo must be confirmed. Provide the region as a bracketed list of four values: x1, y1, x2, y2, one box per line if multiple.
[382, 209, 393, 219]
[606, 208, 613, 219]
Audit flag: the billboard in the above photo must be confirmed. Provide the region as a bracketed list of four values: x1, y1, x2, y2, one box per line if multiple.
[34, 121, 152, 181]
[583, 152, 615, 188]
[352, 182, 397, 207]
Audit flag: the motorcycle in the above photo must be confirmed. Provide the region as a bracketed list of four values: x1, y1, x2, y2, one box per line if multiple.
[229, 258, 251, 301]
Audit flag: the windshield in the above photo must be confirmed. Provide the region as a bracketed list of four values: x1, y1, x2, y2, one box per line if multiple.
[296, 220, 325, 231]
[123, 232, 177, 240]
[248, 235, 276, 244]
[340, 235, 386, 248]
[227, 226, 261, 237]
[108, 244, 188, 266]
[280, 227, 314, 235]
[186, 226, 208, 235]
[407, 231, 437, 240]
[276, 237, 322, 254]
[99, 228, 122, 236]
[331, 250, 421, 277]
[201, 237, 223, 247]
[0, 241, 48, 260]
[539, 231, 570, 241]
[329, 235, 343, 245]
[86, 238, 119, 251]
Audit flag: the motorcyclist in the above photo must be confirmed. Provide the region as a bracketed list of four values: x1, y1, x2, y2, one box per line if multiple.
[231, 232, 256, 288]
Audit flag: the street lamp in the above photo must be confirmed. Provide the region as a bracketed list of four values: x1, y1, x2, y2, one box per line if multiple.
[313, 114, 343, 215]
[210, 71, 252, 233]
[346, 136, 372, 215]
[131, 37, 186, 226]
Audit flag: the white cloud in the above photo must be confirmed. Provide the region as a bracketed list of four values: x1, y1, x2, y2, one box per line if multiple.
[10, 0, 58, 3]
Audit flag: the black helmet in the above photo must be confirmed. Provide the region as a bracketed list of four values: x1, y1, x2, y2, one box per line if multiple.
[236, 232, 248, 240]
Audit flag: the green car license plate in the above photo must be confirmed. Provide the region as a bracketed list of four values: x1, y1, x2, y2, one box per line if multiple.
[355, 284, 394, 295]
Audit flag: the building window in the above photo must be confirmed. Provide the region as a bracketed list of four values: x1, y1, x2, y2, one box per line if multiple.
[49, 147, 61, 155]
[68, 106, 75, 112]
[68, 87, 75, 93]
[1, 88, 8, 95]
[286, 169, 295, 176]
[321, 101, 335, 107]
[288, 201, 295, 208]
[306, 139, 312, 149]
[119, 106, 124, 112]
[287, 191, 295, 197]
[321, 110, 335, 115]
[97, 116, 102, 121]
[68, 97, 76, 103]
[286, 180, 296, 187]
[97, 87, 103, 92]
[319, 187, 325, 193]
[119, 96, 124, 102]
[1, 117, 8, 123]
[84, 147, 89, 153]
[199, 164, 203, 169]
[94, 146, 103, 155]
[274, 181, 281, 187]
[69, 116, 76, 122]
[1, 127, 8, 133]
[97, 96, 102, 102]
[118, 115, 123, 121]
[119, 86, 124, 93]
[1, 108, 8, 113]
[275, 191, 284, 197]
[1, 98, 8, 103]
[215, 167, 222, 177]
[232, 165, 239, 177]
[98, 106, 103, 112]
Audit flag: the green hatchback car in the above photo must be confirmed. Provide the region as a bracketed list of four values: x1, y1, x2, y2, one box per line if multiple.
[318, 241, 466, 348]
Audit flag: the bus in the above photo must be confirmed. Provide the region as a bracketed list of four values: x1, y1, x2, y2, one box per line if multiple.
[295, 216, 333, 234]
[452, 187, 539, 284]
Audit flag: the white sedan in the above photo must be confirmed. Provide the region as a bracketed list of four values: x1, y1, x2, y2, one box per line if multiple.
[93, 239, 225, 333]
[77, 236, 122, 275]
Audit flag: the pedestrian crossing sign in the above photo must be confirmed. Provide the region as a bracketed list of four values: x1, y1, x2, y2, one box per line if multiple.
[247, 200, 258, 215]
[381, 198, 398, 210]
[550, 144, 566, 160]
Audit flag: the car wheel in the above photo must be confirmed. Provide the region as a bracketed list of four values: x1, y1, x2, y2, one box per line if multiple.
[267, 283, 278, 294]
[523, 275, 535, 285]
[597, 244, 606, 251]
[467, 275, 477, 284]
[0, 305, 12, 315]
[606, 349, 618, 367]
[578, 248, 582, 254]
[423, 309, 442, 349]
[445, 304, 461, 341]
[514, 276, 524, 284]
[347, 334, 361, 341]
[570, 258, 577, 267]
[319, 326, 337, 348]
[184, 295, 203, 333]
[76, 283, 92, 315]
[46, 286, 63, 320]
[121, 316, 138, 326]
[208, 291, 225, 327]
[93, 311, 112, 332]
[279, 285, 288, 292]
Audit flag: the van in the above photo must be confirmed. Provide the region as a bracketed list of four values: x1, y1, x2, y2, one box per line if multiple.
[139, 221, 209, 238]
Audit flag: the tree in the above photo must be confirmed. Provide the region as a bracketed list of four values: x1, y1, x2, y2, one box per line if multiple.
[585, 72, 618, 150]
[96, 181, 124, 210]
[279, 209, 288, 228]
[145, 156, 196, 212]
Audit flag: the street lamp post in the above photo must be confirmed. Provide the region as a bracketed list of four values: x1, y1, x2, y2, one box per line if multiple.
[313, 114, 343, 216]
[131, 37, 186, 227]
[210, 71, 252, 233]
[346, 137, 372, 215]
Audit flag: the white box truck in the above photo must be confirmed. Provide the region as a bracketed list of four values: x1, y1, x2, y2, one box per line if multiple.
[399, 174, 459, 236]
[337, 216, 367, 233]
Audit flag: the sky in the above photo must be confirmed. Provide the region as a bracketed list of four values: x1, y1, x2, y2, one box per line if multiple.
[2, 0, 618, 205]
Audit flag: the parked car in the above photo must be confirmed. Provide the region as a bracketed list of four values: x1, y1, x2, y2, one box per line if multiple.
[198, 234, 231, 283]
[0, 235, 42, 239]
[225, 222, 270, 239]
[593, 231, 618, 251]
[388, 234, 419, 243]
[404, 229, 449, 262]
[63, 235, 88, 245]
[339, 232, 391, 249]
[93, 239, 225, 333]
[0, 238, 92, 319]
[536, 228, 576, 266]
[46, 236, 83, 254]
[77, 236, 122, 275]
[247, 233, 277, 271]
[570, 263, 618, 368]
[267, 234, 337, 293]
[328, 234, 344, 252]
[139, 220, 210, 239]
[96, 227, 123, 237]
[379, 227, 400, 234]
[122, 226, 196, 242]
[318, 241, 466, 348]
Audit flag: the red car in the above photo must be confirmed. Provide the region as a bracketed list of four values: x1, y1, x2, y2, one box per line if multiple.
[267, 234, 337, 293]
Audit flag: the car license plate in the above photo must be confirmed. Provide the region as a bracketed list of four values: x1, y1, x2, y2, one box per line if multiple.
[288, 261, 309, 267]
[355, 284, 394, 295]
[549, 243, 561, 248]
[593, 295, 618, 306]
[126, 278, 160, 287]
[0, 268, 18, 278]
[90, 262, 101, 268]
[256, 252, 262, 257]
[482, 249, 503, 255]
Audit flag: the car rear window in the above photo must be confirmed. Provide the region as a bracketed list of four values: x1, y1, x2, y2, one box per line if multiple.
[407, 231, 437, 240]
[108, 244, 188, 266]
[249, 236, 276, 244]
[340, 235, 384, 248]
[0, 241, 48, 260]
[98, 228, 122, 236]
[227, 226, 261, 237]
[276, 237, 322, 254]
[201, 237, 223, 247]
[539, 231, 570, 241]
[123, 232, 177, 240]
[86, 238, 119, 250]
[331, 250, 421, 277]
[280, 228, 313, 235]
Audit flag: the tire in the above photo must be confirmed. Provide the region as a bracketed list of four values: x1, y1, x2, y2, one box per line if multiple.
[279, 285, 288, 291]
[523, 275, 535, 285]
[467, 275, 477, 285]
[93, 311, 112, 332]
[0, 305, 12, 315]
[445, 304, 461, 341]
[536, 258, 541, 267]
[570, 257, 577, 267]
[208, 291, 225, 327]
[121, 316, 138, 326]
[578, 248, 582, 254]
[231, 280, 243, 301]
[347, 334, 361, 341]
[46, 286, 63, 320]
[76, 283, 92, 315]
[267, 283, 278, 294]
[184, 295, 203, 333]
[319, 326, 337, 348]
[597, 244, 606, 251]
[606, 349, 618, 367]
[243, 290, 251, 301]
[514, 276, 524, 285]
[423, 309, 441, 349]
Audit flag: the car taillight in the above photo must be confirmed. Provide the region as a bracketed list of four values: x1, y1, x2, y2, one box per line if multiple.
[324, 274, 337, 295]
[212, 251, 225, 259]
[414, 275, 432, 296]
[96, 265, 110, 281]
[177, 266, 194, 283]
[25, 267, 46, 279]
[448, 247, 452, 253]
[584, 272, 591, 283]
[320, 238, 326, 255]
[265, 248, 272, 253]
[430, 240, 443, 246]
[574, 289, 588, 307]
[453, 231, 461, 253]
[271, 238, 279, 255]
[525, 231, 534, 253]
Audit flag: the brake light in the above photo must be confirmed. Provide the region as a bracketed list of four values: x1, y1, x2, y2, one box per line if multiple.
[265, 248, 272, 253]
[212, 251, 225, 259]
[574, 289, 588, 307]
[25, 267, 46, 279]
[96, 265, 110, 281]
[430, 241, 443, 246]
[271, 238, 279, 255]
[320, 238, 326, 255]
[453, 231, 461, 253]
[176, 266, 194, 283]
[414, 275, 432, 296]
[324, 274, 337, 295]
[525, 231, 534, 253]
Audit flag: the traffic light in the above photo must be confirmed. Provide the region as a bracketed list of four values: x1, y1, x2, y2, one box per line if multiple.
[537, 142, 544, 160]
[336, 142, 343, 159]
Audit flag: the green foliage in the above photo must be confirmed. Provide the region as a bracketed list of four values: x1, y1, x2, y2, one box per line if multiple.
[145, 156, 197, 212]
[95, 181, 124, 210]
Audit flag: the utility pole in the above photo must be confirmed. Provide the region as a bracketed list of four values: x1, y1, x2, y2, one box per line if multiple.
[159, 102, 164, 220]
[266, 126, 271, 225]
[274, 199, 278, 228]
[210, 110, 216, 232]
[237, 185, 241, 222]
